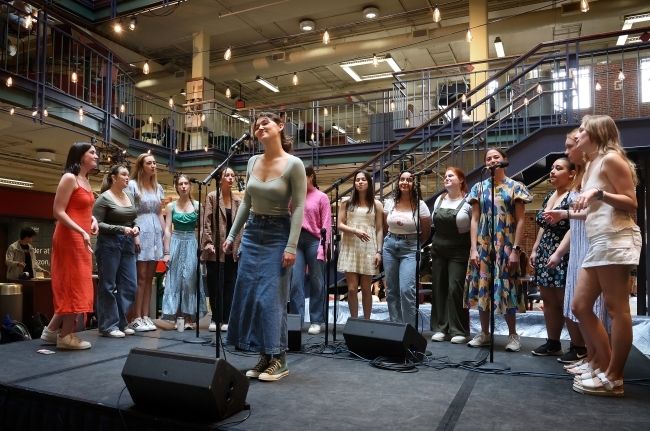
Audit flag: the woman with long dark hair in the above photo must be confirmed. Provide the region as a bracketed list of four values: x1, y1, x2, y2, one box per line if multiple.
[465, 148, 532, 352]
[289, 166, 331, 334]
[202, 167, 243, 332]
[93, 165, 139, 338]
[570, 115, 641, 397]
[40, 142, 99, 349]
[382, 170, 430, 328]
[223, 112, 306, 382]
[127, 153, 167, 332]
[337, 170, 384, 319]
[430, 167, 472, 343]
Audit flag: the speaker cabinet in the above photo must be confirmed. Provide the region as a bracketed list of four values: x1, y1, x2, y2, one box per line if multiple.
[343, 318, 427, 360]
[287, 313, 302, 351]
[121, 348, 249, 420]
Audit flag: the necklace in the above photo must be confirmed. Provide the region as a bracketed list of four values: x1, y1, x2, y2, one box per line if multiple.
[110, 189, 127, 205]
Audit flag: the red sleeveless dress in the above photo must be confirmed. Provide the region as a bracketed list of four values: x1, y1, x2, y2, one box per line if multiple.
[51, 184, 95, 314]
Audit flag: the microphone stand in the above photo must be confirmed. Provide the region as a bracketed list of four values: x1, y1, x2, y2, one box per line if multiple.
[330, 178, 343, 342]
[478, 166, 510, 371]
[320, 227, 328, 347]
[413, 173, 423, 332]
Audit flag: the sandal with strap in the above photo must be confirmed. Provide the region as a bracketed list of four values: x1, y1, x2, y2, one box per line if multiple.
[563, 358, 585, 370]
[573, 372, 624, 397]
[566, 362, 590, 375]
[573, 367, 601, 381]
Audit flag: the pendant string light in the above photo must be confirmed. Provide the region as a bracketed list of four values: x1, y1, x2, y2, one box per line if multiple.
[78, 106, 84, 121]
[225, 87, 231, 98]
[390, 100, 395, 111]
[536, 83, 543, 94]
[466, 28, 473, 43]
[323, 29, 330, 45]
[356, 125, 361, 135]
[224, 46, 232, 61]
[168, 96, 174, 108]
[432, 5, 441, 23]
[405, 118, 410, 127]
[71, 71, 78, 83]
[143, 60, 150, 74]
[24, 15, 32, 29]
[43, 109, 48, 117]
[580, 0, 589, 13]
[372, 53, 379, 67]
[292, 72, 298, 86]
[148, 115, 153, 124]
[9, 107, 14, 115]
[324, 107, 328, 117]
[524, 97, 529, 106]
[6, 76, 12, 87]
[120, 104, 125, 113]
[595, 81, 602, 91]
[618, 69, 625, 80]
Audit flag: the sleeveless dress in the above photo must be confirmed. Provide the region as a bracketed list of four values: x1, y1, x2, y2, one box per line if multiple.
[51, 183, 95, 314]
[533, 191, 570, 288]
[127, 180, 164, 262]
[161, 201, 206, 320]
[337, 206, 379, 276]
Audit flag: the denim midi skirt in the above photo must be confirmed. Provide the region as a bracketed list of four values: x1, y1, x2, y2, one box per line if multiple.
[227, 214, 292, 354]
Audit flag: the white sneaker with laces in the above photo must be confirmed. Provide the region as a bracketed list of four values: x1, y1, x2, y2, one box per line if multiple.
[308, 324, 321, 335]
[468, 332, 491, 347]
[122, 327, 135, 335]
[209, 322, 217, 332]
[143, 316, 156, 331]
[103, 329, 125, 338]
[40, 327, 59, 344]
[505, 334, 521, 352]
[220, 324, 228, 332]
[431, 332, 451, 342]
[57, 333, 91, 350]
[451, 335, 470, 344]
[129, 317, 149, 332]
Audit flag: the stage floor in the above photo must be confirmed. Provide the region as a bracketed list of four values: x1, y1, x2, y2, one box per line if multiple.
[1, 326, 650, 431]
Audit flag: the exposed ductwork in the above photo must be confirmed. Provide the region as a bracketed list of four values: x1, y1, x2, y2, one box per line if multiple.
[135, 0, 649, 94]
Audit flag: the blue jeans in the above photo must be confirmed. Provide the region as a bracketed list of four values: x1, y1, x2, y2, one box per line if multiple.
[95, 234, 137, 333]
[227, 215, 292, 354]
[383, 234, 418, 327]
[289, 229, 326, 326]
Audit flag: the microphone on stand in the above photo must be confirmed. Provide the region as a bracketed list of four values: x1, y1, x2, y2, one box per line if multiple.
[483, 160, 509, 172]
[229, 132, 251, 151]
[414, 167, 434, 176]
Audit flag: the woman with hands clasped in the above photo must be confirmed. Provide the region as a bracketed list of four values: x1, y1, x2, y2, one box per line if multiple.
[564, 116, 641, 397]
[337, 170, 384, 320]
[93, 165, 140, 338]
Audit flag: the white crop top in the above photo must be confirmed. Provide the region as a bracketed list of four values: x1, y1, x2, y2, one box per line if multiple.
[383, 199, 430, 234]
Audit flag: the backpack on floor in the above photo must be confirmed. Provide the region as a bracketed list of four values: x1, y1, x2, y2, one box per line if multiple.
[26, 312, 50, 339]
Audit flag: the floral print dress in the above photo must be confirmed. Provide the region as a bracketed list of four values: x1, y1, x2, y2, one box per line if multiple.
[464, 177, 533, 314]
[533, 191, 570, 288]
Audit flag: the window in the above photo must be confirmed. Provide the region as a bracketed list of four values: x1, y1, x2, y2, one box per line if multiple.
[642, 58, 650, 103]
[552, 67, 592, 111]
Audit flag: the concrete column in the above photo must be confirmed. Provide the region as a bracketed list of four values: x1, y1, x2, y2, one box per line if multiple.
[469, 0, 488, 121]
[192, 31, 210, 79]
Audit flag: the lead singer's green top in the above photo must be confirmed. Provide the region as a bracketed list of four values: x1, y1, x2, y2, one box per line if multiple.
[227, 154, 307, 254]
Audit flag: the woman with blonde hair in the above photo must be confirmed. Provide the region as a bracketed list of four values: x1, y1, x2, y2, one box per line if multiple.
[569, 115, 641, 397]
[162, 174, 206, 329]
[127, 153, 168, 332]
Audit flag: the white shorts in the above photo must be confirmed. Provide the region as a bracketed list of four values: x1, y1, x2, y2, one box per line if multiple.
[582, 226, 641, 267]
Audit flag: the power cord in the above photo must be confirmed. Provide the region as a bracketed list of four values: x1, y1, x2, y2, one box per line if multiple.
[116, 385, 129, 431]
[210, 404, 252, 430]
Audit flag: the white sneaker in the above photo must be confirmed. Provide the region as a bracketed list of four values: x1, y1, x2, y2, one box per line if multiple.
[308, 324, 321, 335]
[431, 332, 451, 342]
[451, 335, 470, 344]
[209, 322, 217, 332]
[129, 317, 149, 332]
[220, 324, 228, 332]
[57, 333, 91, 350]
[40, 327, 59, 344]
[122, 327, 135, 335]
[505, 334, 521, 352]
[103, 329, 125, 338]
[468, 332, 491, 347]
[143, 316, 156, 331]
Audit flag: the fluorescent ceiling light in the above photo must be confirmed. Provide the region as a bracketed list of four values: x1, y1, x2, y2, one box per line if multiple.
[232, 113, 250, 124]
[617, 12, 650, 45]
[331, 124, 346, 133]
[0, 177, 33, 188]
[340, 54, 401, 82]
[255, 76, 280, 92]
[494, 37, 505, 58]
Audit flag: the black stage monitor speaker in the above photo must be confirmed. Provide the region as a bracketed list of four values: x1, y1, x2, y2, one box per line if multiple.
[287, 313, 302, 351]
[121, 348, 249, 420]
[343, 318, 427, 360]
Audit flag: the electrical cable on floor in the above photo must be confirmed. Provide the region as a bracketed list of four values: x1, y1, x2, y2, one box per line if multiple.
[210, 404, 252, 431]
[116, 385, 129, 431]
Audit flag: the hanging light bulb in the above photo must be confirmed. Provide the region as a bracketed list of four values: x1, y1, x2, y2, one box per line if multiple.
[224, 46, 232, 61]
[120, 104, 125, 113]
[143, 60, 150, 75]
[293, 72, 298, 86]
[201, 113, 206, 122]
[6, 76, 12, 87]
[618, 69, 625, 80]
[372, 53, 379, 67]
[323, 29, 330, 45]
[390, 100, 395, 111]
[114, 20, 122, 33]
[461, 109, 466, 117]
[466, 28, 473, 43]
[9, 107, 14, 115]
[580, 0, 589, 13]
[71, 71, 78, 83]
[225, 87, 231, 98]
[24, 15, 32, 29]
[432, 5, 441, 23]
[147, 149, 151, 154]
[107, 156, 111, 163]
[536, 83, 543, 94]
[175, 147, 179, 154]
[310, 132, 315, 141]
[148, 115, 153, 124]
[123, 149, 127, 155]
[43, 109, 48, 117]
[595, 81, 602, 91]
[129, 16, 137, 31]
[204, 145, 208, 152]
[79, 106, 84, 116]
[461, 94, 467, 103]
[32, 109, 38, 116]
[169, 96, 174, 108]
[356, 125, 361, 135]
[524, 97, 529, 106]
[324, 107, 328, 117]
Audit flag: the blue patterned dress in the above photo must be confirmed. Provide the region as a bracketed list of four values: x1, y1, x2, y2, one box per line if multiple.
[464, 177, 533, 314]
[533, 191, 570, 288]
[127, 180, 164, 262]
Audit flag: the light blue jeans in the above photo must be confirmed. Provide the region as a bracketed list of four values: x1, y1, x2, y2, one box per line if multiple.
[383, 233, 418, 327]
[95, 234, 137, 333]
[289, 229, 326, 326]
[227, 215, 292, 354]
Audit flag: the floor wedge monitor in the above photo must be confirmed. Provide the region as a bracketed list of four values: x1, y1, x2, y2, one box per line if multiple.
[121, 348, 249, 420]
[343, 318, 427, 360]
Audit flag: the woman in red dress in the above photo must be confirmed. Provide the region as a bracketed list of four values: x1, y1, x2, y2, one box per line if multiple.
[40, 142, 99, 349]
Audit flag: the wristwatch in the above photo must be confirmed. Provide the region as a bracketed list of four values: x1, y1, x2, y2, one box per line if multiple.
[596, 188, 605, 200]
[376, 250, 382, 254]
[512, 245, 522, 252]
